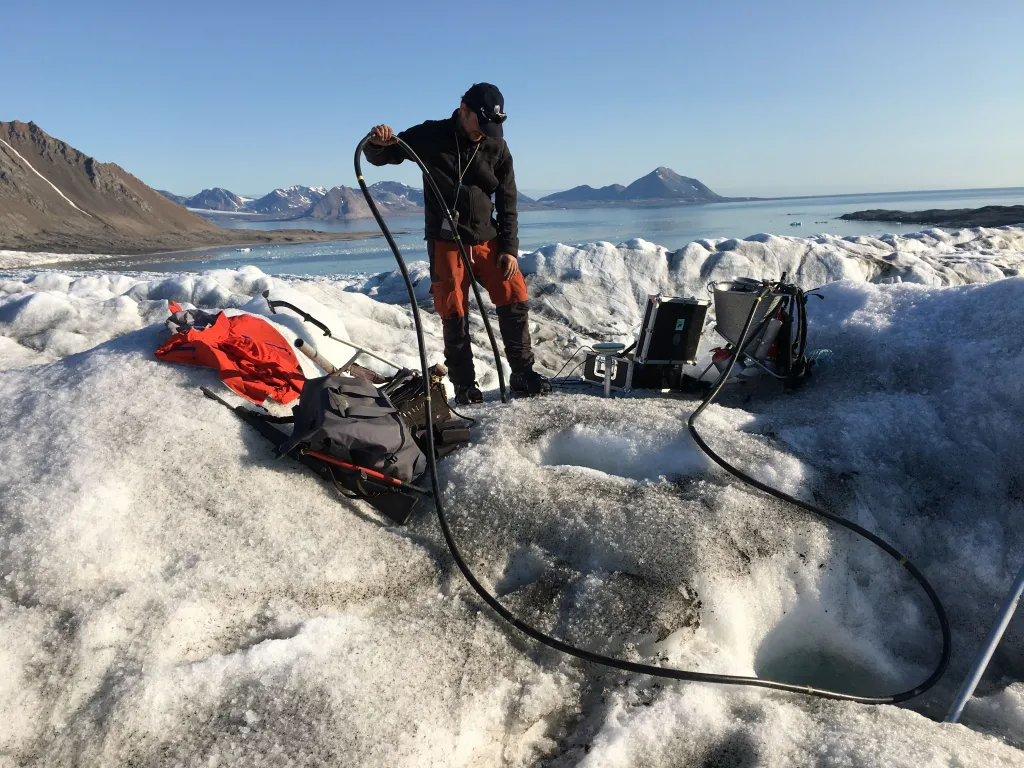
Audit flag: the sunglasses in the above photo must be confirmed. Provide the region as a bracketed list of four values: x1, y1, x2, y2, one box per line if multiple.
[475, 106, 508, 124]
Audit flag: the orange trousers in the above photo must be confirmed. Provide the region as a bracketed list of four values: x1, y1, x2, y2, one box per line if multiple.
[428, 238, 528, 319]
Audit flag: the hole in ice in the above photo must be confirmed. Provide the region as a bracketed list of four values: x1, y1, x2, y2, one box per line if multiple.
[536, 424, 709, 481]
[756, 647, 888, 696]
[754, 610, 900, 697]
[495, 544, 550, 597]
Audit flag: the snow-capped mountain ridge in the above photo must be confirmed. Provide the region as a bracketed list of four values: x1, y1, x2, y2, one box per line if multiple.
[184, 188, 250, 212]
[158, 165, 731, 219]
[159, 182, 426, 219]
[247, 185, 329, 216]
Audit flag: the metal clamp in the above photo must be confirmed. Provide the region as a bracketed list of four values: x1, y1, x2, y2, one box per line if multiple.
[593, 342, 627, 398]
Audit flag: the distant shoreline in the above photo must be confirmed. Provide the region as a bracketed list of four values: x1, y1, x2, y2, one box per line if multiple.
[194, 197, 760, 220]
[518, 197, 756, 211]
[141, 229, 388, 257]
[190, 185, 1024, 221]
[521, 186, 1024, 209]
[0, 229, 391, 271]
[2, 228, 381, 256]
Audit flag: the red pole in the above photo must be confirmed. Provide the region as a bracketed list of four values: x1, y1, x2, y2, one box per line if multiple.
[304, 450, 430, 496]
[305, 450, 402, 486]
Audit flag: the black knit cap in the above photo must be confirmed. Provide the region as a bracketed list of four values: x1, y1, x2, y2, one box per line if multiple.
[462, 83, 506, 138]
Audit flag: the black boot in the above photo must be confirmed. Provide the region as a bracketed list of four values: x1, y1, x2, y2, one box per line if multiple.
[510, 368, 551, 397]
[454, 382, 484, 405]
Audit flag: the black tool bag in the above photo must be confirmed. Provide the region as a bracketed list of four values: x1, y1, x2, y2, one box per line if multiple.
[275, 375, 427, 484]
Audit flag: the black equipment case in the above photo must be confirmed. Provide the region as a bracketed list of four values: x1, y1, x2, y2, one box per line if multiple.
[582, 295, 709, 393]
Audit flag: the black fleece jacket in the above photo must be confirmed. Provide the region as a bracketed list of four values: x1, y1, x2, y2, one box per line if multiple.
[362, 111, 519, 254]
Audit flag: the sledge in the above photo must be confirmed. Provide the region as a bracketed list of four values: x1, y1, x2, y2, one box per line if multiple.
[200, 376, 432, 526]
[157, 296, 471, 525]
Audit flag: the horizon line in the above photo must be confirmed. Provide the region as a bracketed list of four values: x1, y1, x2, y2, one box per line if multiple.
[175, 182, 1024, 203]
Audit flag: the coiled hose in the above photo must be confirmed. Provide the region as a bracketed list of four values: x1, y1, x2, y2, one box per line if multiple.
[354, 134, 950, 703]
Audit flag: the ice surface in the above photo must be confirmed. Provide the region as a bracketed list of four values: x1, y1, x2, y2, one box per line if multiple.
[2, 228, 1024, 765]
[354, 226, 1024, 341]
[0, 249, 121, 270]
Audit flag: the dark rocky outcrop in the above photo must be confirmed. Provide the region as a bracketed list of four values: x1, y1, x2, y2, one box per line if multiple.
[840, 206, 1024, 228]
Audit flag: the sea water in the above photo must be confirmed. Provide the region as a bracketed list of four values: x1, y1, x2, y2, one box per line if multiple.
[120, 186, 1023, 277]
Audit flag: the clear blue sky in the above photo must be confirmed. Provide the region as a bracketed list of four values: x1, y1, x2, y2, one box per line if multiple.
[5, 0, 1022, 198]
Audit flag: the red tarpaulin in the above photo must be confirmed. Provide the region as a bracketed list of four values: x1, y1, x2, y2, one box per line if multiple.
[156, 305, 305, 404]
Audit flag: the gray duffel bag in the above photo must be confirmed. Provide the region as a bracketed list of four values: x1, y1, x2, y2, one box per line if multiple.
[275, 374, 426, 484]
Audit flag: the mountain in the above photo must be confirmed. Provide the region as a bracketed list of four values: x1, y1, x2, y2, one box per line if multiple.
[157, 189, 189, 206]
[159, 180, 536, 222]
[163, 181, 533, 220]
[0, 120, 224, 252]
[538, 168, 722, 204]
[368, 181, 424, 208]
[0, 121, 356, 254]
[305, 186, 373, 220]
[182, 187, 251, 212]
[248, 185, 328, 216]
[541, 184, 626, 203]
[303, 183, 533, 220]
[622, 167, 723, 202]
[366, 182, 534, 211]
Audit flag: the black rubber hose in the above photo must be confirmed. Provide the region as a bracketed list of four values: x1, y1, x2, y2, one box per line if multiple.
[356, 138, 506, 404]
[687, 285, 951, 701]
[354, 136, 950, 704]
[262, 291, 335, 338]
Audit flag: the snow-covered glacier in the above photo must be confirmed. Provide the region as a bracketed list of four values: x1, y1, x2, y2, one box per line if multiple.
[2, 227, 1024, 766]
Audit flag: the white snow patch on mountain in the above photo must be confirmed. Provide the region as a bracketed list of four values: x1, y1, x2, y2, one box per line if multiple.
[0, 137, 93, 218]
[2, 228, 1024, 764]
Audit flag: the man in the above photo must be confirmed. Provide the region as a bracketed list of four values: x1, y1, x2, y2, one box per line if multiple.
[364, 83, 550, 405]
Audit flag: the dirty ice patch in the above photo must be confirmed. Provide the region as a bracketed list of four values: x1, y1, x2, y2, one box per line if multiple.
[436, 393, 921, 688]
